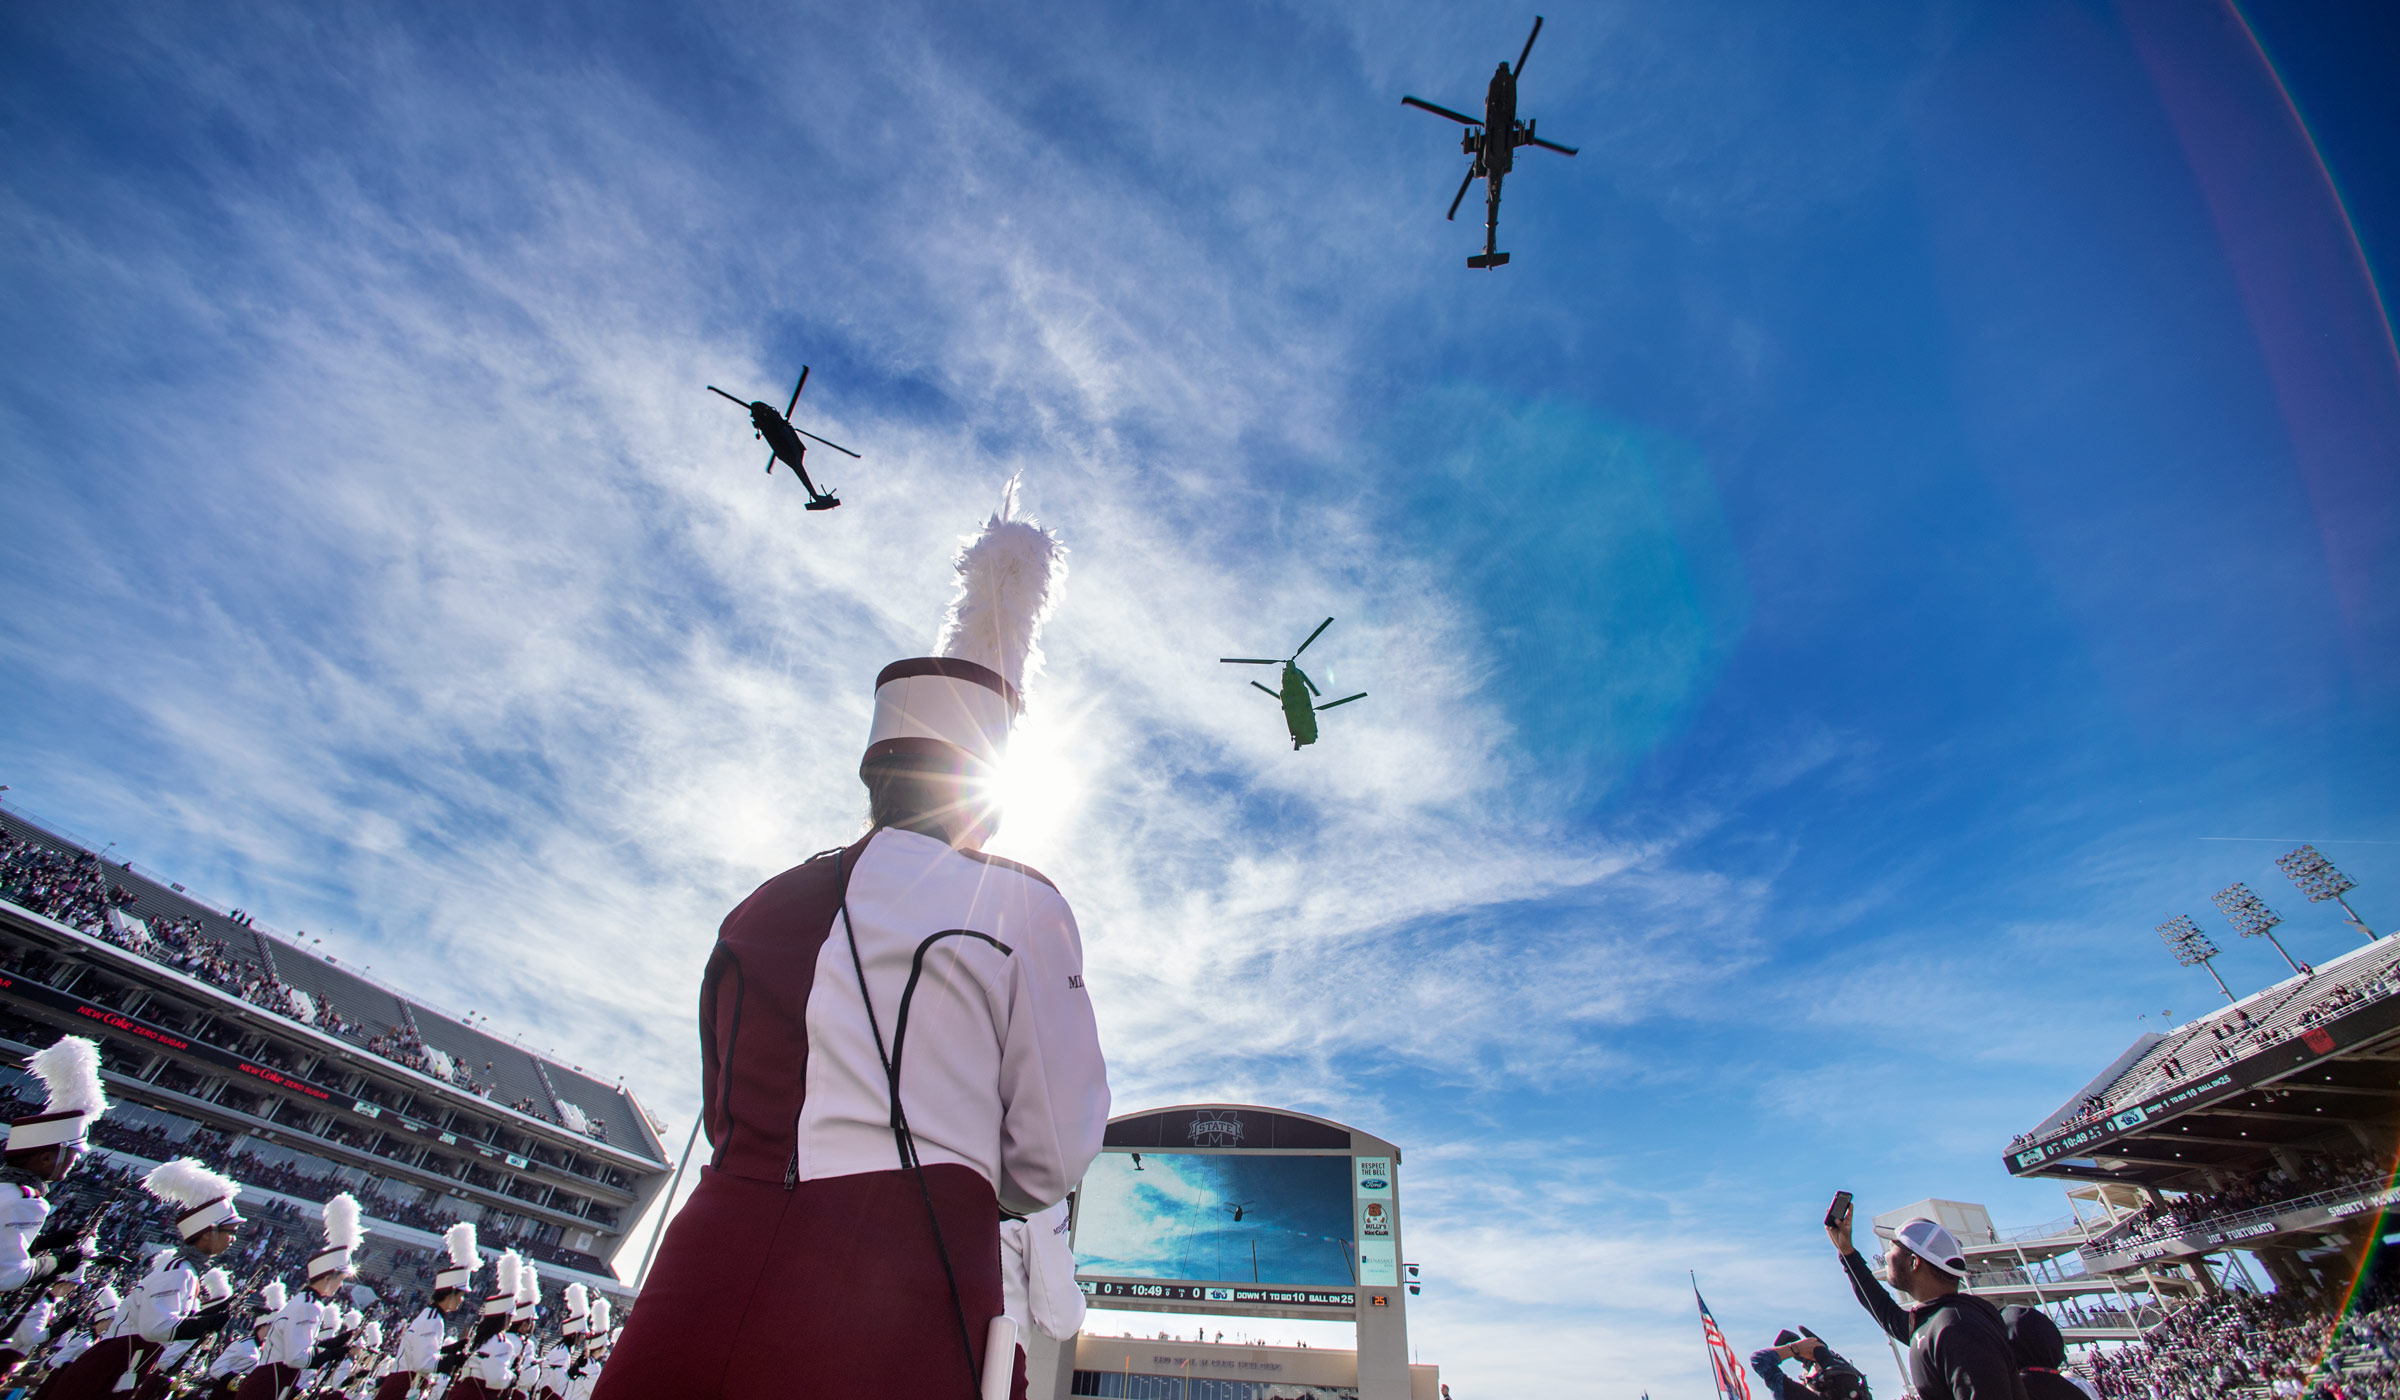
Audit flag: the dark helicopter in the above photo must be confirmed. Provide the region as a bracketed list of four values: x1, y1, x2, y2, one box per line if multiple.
[707, 366, 860, 510]
[1402, 16, 1579, 268]
[1222, 618, 1367, 751]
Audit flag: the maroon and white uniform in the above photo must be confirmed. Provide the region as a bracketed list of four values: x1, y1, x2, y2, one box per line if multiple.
[595, 824, 1108, 1400]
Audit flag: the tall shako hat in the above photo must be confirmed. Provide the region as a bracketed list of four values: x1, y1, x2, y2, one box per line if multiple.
[6, 1036, 108, 1154]
[435, 1221, 478, 1292]
[310, 1192, 364, 1279]
[587, 1295, 612, 1347]
[512, 1261, 541, 1323]
[561, 1282, 589, 1337]
[483, 1250, 521, 1318]
[142, 1158, 242, 1239]
[862, 477, 1065, 783]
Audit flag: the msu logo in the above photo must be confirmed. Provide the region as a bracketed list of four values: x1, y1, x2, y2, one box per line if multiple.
[1187, 1111, 1245, 1147]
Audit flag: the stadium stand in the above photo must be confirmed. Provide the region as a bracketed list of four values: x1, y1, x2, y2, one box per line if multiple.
[1985, 922, 2400, 1398]
[0, 802, 674, 1299]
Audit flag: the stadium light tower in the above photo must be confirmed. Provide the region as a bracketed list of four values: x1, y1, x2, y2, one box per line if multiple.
[2159, 915, 2236, 1004]
[2277, 845, 2379, 942]
[2212, 882, 2305, 976]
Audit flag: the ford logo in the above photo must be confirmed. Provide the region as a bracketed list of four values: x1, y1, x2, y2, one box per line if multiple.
[1360, 1178, 1388, 1190]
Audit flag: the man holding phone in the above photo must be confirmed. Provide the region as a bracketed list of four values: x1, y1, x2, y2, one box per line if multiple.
[1825, 1195, 2023, 1400]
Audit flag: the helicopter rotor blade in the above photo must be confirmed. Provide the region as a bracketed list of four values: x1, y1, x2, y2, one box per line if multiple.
[1296, 669, 1321, 697]
[1401, 96, 1480, 127]
[1514, 15, 1544, 77]
[1528, 134, 1579, 156]
[706, 385, 749, 408]
[785, 366, 811, 418]
[793, 426, 863, 459]
[1446, 164, 1478, 221]
[1316, 692, 1368, 712]
[1221, 658, 1284, 665]
[1291, 617, 1336, 660]
[1250, 682, 1281, 701]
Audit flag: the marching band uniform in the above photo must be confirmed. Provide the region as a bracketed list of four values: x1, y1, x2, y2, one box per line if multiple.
[561, 1301, 609, 1400]
[446, 1251, 524, 1400]
[238, 1192, 360, 1400]
[199, 1285, 278, 1400]
[382, 1222, 477, 1400]
[504, 1265, 542, 1399]
[47, 1160, 241, 1400]
[0, 1038, 112, 1293]
[0, 1289, 58, 1381]
[597, 490, 1109, 1400]
[532, 1284, 587, 1400]
[134, 1265, 234, 1400]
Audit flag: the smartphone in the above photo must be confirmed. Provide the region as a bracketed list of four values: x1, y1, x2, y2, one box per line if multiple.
[1824, 1190, 1853, 1229]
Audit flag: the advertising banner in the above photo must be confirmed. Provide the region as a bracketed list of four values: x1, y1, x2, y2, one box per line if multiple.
[1355, 1156, 1398, 1287]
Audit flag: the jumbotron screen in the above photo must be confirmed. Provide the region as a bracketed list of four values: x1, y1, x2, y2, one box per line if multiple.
[1074, 1151, 1357, 1287]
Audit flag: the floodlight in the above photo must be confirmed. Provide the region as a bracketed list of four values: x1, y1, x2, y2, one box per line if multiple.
[2158, 915, 2235, 1003]
[2212, 882, 2303, 975]
[2276, 845, 2378, 942]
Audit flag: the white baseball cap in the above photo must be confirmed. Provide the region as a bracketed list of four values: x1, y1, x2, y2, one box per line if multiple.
[1893, 1218, 1968, 1277]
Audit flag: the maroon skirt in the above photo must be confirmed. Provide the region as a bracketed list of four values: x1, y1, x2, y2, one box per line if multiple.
[232, 1361, 297, 1399]
[41, 1338, 159, 1400]
[594, 1164, 1017, 1400]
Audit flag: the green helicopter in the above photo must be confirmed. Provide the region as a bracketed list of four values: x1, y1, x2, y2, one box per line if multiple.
[1221, 618, 1368, 750]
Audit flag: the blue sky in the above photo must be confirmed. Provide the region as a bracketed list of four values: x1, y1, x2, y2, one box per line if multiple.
[4, 1, 2397, 1394]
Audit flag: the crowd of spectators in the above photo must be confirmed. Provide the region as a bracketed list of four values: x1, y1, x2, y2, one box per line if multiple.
[2097, 1151, 2390, 1253]
[2010, 961, 2400, 1153]
[1, 829, 629, 1145]
[2082, 1279, 2400, 1399]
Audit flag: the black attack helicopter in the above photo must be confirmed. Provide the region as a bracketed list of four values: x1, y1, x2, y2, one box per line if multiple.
[707, 366, 861, 510]
[1402, 16, 1579, 269]
[1222, 618, 1367, 751]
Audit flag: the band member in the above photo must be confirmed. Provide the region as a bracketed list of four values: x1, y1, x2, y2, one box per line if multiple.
[597, 487, 1109, 1400]
[0, 1278, 74, 1384]
[383, 1222, 477, 1400]
[237, 1192, 361, 1399]
[446, 1250, 522, 1400]
[1, 1037, 110, 1292]
[503, 1263, 541, 1398]
[530, 1283, 586, 1400]
[45, 1158, 241, 1400]
[563, 1299, 609, 1400]
[134, 1265, 233, 1400]
[198, 1284, 277, 1400]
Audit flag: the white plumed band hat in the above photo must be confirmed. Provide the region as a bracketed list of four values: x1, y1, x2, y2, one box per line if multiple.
[6, 1037, 108, 1154]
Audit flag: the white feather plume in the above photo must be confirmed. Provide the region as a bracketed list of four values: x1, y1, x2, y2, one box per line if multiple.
[492, 1250, 521, 1298]
[320, 1193, 363, 1250]
[589, 1296, 611, 1332]
[199, 1267, 232, 1303]
[516, 1262, 540, 1306]
[94, 1284, 120, 1311]
[443, 1221, 478, 1269]
[142, 1157, 237, 1211]
[260, 1280, 288, 1312]
[935, 476, 1066, 696]
[143, 1243, 179, 1275]
[25, 1036, 107, 1117]
[563, 1282, 588, 1317]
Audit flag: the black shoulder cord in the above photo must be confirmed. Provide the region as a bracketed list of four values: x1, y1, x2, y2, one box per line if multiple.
[834, 843, 981, 1397]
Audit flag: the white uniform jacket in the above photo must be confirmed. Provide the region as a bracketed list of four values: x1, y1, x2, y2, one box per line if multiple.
[793, 827, 1109, 1214]
[395, 1307, 447, 1372]
[48, 1328, 93, 1367]
[116, 1255, 199, 1344]
[467, 1329, 520, 1387]
[5, 1295, 52, 1354]
[258, 1292, 326, 1369]
[534, 1340, 573, 1395]
[1001, 1198, 1086, 1341]
[565, 1356, 603, 1400]
[0, 1183, 50, 1291]
[207, 1336, 261, 1379]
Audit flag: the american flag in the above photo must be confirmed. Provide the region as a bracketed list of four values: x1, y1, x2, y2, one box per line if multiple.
[1695, 1281, 1754, 1400]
